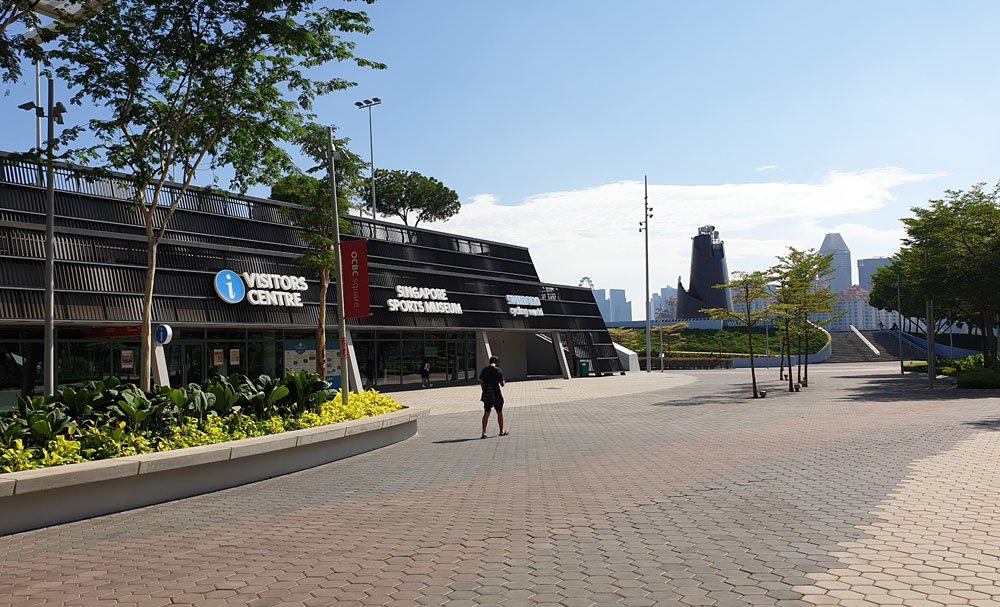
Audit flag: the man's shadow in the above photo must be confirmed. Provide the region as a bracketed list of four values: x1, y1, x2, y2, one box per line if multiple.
[432, 438, 482, 444]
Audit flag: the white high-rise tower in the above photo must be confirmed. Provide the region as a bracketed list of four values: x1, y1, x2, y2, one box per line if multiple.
[818, 233, 852, 293]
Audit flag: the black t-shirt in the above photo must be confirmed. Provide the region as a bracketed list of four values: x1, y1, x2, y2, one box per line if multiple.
[479, 366, 504, 391]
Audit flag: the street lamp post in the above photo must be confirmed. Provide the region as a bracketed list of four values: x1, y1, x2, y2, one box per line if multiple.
[327, 127, 350, 407]
[19, 78, 67, 396]
[896, 275, 903, 375]
[658, 322, 663, 371]
[354, 97, 381, 218]
[764, 315, 770, 369]
[638, 175, 653, 373]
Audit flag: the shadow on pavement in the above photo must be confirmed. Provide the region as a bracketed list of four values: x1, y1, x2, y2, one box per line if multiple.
[432, 438, 483, 444]
[965, 418, 1000, 430]
[649, 383, 761, 407]
[834, 373, 1000, 403]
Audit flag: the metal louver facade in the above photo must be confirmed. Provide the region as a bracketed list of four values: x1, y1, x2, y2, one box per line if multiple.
[0, 158, 622, 389]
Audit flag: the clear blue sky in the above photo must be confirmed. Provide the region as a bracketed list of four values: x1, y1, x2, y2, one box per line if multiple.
[4, 1, 1000, 318]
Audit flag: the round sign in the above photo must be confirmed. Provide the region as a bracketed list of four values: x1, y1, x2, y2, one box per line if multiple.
[214, 269, 246, 304]
[155, 324, 173, 345]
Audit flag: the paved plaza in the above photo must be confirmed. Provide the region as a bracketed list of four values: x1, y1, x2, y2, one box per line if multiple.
[3, 363, 1000, 606]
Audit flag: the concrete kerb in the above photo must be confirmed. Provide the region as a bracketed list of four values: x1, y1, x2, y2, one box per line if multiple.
[0, 407, 429, 536]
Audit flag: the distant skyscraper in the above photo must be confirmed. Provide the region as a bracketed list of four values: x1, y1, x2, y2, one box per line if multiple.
[650, 286, 678, 321]
[819, 233, 852, 293]
[593, 289, 611, 322]
[677, 226, 732, 319]
[609, 289, 632, 322]
[857, 257, 891, 291]
[650, 293, 662, 320]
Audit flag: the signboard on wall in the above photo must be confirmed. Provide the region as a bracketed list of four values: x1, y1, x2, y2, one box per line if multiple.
[387, 286, 463, 314]
[229, 348, 240, 366]
[214, 269, 308, 307]
[341, 239, 371, 319]
[282, 340, 340, 380]
[120, 350, 134, 370]
[506, 294, 544, 317]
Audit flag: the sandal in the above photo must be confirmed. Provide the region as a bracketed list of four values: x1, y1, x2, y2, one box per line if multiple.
[499, 431, 509, 436]
[480, 434, 487, 439]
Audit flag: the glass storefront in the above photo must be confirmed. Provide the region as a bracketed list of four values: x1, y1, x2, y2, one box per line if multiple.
[0, 326, 478, 409]
[351, 330, 475, 390]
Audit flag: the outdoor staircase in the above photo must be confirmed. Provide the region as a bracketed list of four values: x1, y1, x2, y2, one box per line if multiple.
[867, 331, 927, 361]
[826, 330, 885, 363]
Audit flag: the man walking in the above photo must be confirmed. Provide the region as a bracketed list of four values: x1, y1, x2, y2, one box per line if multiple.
[480, 356, 507, 438]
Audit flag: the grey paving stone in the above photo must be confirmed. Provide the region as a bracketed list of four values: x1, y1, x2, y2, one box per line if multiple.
[2, 364, 998, 607]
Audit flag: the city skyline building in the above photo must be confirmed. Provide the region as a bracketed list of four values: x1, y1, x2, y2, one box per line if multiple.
[814, 285, 898, 332]
[649, 286, 677, 321]
[857, 257, 892, 291]
[819, 232, 852, 293]
[609, 289, 632, 322]
[677, 225, 732, 319]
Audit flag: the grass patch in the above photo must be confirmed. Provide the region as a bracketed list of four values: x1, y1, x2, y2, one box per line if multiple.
[903, 362, 958, 377]
[610, 327, 826, 356]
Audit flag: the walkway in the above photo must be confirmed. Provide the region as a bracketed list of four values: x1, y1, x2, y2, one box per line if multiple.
[2, 363, 1000, 606]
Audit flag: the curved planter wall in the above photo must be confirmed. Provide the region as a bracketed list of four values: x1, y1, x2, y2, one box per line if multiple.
[0, 408, 428, 536]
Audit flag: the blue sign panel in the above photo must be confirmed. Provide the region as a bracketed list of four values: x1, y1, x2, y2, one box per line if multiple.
[214, 269, 245, 304]
[154, 324, 172, 345]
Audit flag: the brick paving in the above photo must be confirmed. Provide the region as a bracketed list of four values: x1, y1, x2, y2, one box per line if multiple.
[2, 363, 1000, 606]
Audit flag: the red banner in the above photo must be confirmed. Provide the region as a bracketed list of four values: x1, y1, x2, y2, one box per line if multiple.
[341, 239, 371, 319]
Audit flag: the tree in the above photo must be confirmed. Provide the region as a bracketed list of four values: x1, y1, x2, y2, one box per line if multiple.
[270, 123, 363, 379]
[0, 0, 40, 84]
[870, 183, 1000, 368]
[702, 271, 770, 398]
[770, 248, 834, 392]
[365, 168, 460, 226]
[652, 322, 687, 360]
[48, 0, 385, 390]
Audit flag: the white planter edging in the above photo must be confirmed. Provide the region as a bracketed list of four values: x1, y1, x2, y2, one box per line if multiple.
[0, 407, 427, 536]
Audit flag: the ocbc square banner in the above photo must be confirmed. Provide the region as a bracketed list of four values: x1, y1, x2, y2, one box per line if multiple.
[341, 239, 371, 319]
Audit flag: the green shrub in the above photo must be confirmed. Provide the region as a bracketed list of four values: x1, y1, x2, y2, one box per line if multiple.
[957, 369, 1000, 389]
[0, 373, 403, 473]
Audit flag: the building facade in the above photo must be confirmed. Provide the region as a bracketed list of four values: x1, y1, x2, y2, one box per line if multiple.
[857, 257, 891, 291]
[0, 159, 621, 406]
[818, 233, 852, 293]
[608, 289, 632, 322]
[814, 286, 898, 331]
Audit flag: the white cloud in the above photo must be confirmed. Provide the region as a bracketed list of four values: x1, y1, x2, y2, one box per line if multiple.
[756, 164, 780, 172]
[423, 168, 940, 319]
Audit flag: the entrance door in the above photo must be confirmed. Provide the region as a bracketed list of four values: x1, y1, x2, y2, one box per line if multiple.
[183, 344, 205, 385]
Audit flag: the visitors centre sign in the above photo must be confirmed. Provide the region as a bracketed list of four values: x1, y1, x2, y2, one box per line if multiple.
[214, 270, 308, 307]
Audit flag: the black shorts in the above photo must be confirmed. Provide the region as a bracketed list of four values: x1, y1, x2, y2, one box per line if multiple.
[482, 391, 504, 412]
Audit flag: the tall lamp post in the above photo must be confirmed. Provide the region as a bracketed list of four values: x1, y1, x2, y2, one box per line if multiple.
[354, 97, 381, 218]
[327, 128, 350, 407]
[19, 78, 67, 396]
[638, 175, 653, 373]
[896, 275, 904, 375]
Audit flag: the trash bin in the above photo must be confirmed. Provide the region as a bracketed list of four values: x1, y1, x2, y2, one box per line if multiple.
[578, 360, 591, 377]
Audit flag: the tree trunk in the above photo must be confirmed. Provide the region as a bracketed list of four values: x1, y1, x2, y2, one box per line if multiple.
[986, 309, 999, 371]
[140, 234, 158, 392]
[316, 266, 330, 377]
[785, 320, 794, 392]
[802, 324, 810, 387]
[778, 334, 784, 380]
[796, 329, 803, 386]
[748, 327, 758, 398]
